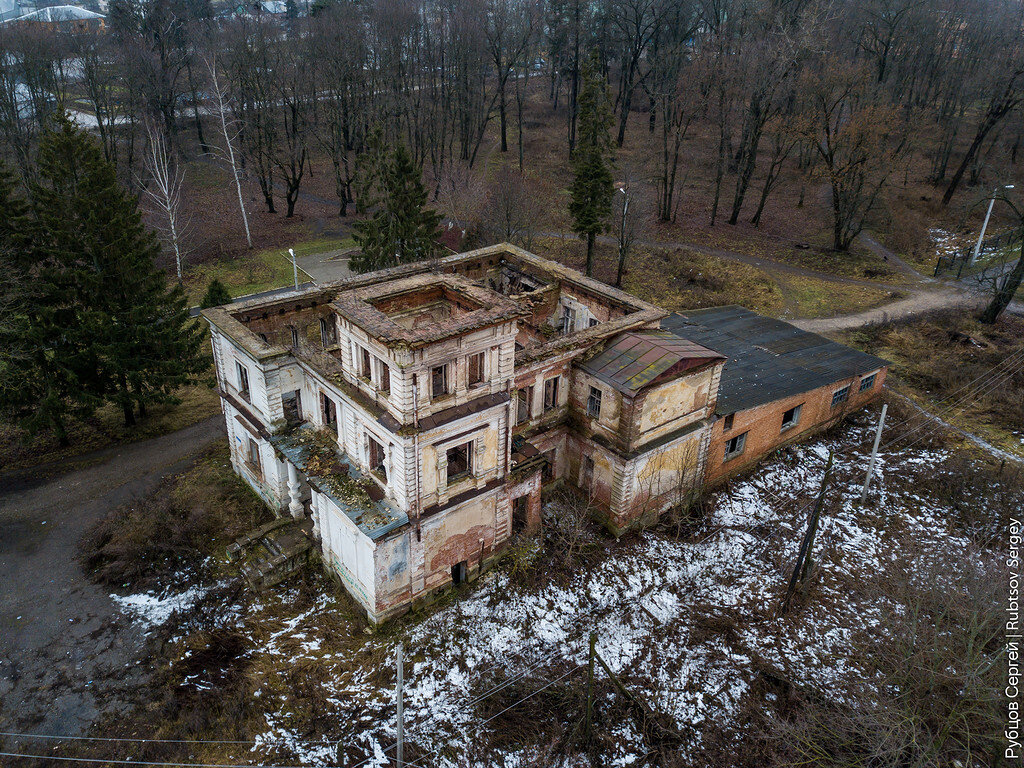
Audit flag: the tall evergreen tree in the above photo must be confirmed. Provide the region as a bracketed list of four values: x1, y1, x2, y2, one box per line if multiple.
[568, 53, 615, 277]
[3, 119, 207, 435]
[0, 159, 98, 445]
[351, 139, 442, 273]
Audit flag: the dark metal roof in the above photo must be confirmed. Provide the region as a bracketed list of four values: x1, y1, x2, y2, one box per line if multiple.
[661, 306, 889, 415]
[580, 330, 725, 396]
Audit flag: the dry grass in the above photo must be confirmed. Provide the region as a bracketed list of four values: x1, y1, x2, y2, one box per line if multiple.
[840, 309, 1024, 451]
[0, 370, 220, 474]
[775, 274, 904, 319]
[79, 442, 270, 590]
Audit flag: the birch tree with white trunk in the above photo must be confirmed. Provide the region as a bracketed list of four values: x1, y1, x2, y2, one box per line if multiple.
[139, 124, 191, 282]
[203, 53, 252, 248]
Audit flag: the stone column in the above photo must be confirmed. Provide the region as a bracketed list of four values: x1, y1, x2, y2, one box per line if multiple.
[310, 491, 321, 540]
[287, 462, 304, 519]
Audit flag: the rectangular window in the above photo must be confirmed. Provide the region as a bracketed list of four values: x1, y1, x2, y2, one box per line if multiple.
[512, 494, 529, 533]
[320, 317, 336, 347]
[587, 386, 602, 419]
[543, 376, 559, 412]
[832, 385, 851, 408]
[236, 362, 250, 402]
[781, 404, 802, 432]
[723, 413, 734, 431]
[360, 347, 372, 379]
[290, 327, 299, 347]
[320, 391, 337, 434]
[859, 373, 876, 392]
[561, 306, 575, 334]
[432, 364, 449, 398]
[282, 390, 302, 424]
[468, 351, 485, 387]
[516, 385, 533, 423]
[723, 432, 747, 461]
[378, 359, 391, 395]
[368, 436, 387, 482]
[246, 436, 262, 477]
[446, 441, 473, 484]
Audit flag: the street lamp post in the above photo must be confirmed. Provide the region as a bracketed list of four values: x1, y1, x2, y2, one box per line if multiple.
[289, 247, 299, 290]
[970, 184, 1015, 265]
[616, 185, 629, 288]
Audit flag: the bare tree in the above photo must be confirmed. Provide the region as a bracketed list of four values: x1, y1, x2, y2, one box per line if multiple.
[202, 53, 252, 248]
[483, 162, 543, 248]
[139, 123, 191, 281]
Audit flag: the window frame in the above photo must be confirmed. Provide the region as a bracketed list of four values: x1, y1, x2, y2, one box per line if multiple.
[445, 441, 474, 485]
[236, 361, 251, 402]
[831, 385, 851, 408]
[587, 386, 602, 419]
[467, 351, 486, 388]
[431, 363, 450, 399]
[246, 436, 262, 477]
[516, 385, 534, 423]
[781, 403, 802, 432]
[320, 317, 336, 347]
[543, 376, 560, 412]
[723, 431, 747, 461]
[859, 373, 877, 392]
[378, 358, 391, 395]
[367, 435, 387, 482]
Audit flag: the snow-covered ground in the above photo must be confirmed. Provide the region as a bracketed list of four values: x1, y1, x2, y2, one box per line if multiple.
[111, 414, 1006, 767]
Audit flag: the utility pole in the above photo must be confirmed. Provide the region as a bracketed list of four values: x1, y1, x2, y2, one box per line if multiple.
[289, 248, 299, 290]
[584, 631, 596, 742]
[781, 451, 834, 616]
[970, 184, 1015, 265]
[396, 642, 404, 768]
[860, 404, 888, 504]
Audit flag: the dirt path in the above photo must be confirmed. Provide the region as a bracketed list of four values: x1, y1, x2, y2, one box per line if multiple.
[0, 416, 225, 737]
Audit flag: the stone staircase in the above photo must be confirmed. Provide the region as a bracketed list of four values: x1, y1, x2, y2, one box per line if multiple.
[227, 517, 314, 590]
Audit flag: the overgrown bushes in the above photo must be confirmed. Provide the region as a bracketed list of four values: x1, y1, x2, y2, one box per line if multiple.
[79, 443, 269, 589]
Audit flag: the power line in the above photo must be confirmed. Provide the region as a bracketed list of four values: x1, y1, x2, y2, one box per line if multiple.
[0, 752, 310, 768]
[0, 732, 313, 746]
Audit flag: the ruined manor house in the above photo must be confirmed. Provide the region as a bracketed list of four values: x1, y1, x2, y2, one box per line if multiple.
[202, 244, 887, 622]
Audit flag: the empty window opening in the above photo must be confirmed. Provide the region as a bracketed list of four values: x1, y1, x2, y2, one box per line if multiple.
[320, 317, 336, 347]
[543, 377, 559, 411]
[246, 436, 262, 477]
[561, 306, 576, 334]
[724, 432, 747, 461]
[723, 413, 734, 431]
[859, 373, 876, 392]
[517, 385, 534, 423]
[368, 436, 387, 481]
[512, 495, 529, 534]
[451, 560, 468, 585]
[832, 385, 851, 408]
[589, 317, 598, 327]
[432, 364, 450, 398]
[258, 332, 268, 343]
[282, 390, 302, 425]
[587, 386, 602, 419]
[360, 346, 372, 379]
[290, 327, 299, 347]
[378, 359, 391, 395]
[446, 441, 473, 485]
[781, 404, 802, 432]
[236, 362, 251, 402]
[468, 351, 485, 387]
[320, 391, 338, 435]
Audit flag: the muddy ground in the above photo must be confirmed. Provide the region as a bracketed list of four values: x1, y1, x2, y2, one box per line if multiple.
[0, 417, 224, 736]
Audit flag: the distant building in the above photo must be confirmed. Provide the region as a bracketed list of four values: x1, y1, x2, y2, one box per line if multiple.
[0, 5, 105, 30]
[203, 244, 887, 622]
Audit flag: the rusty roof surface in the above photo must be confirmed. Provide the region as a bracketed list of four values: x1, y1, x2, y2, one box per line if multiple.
[580, 330, 725, 395]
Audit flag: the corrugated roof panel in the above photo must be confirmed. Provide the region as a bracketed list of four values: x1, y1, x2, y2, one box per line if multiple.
[581, 330, 725, 395]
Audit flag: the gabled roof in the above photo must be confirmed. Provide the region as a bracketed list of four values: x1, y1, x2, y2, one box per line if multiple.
[662, 306, 889, 415]
[2, 5, 104, 22]
[580, 329, 725, 396]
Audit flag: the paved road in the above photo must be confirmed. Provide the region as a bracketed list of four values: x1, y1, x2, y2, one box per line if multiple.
[0, 416, 225, 736]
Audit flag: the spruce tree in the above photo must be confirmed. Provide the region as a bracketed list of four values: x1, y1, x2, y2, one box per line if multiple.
[351, 140, 442, 273]
[569, 54, 615, 277]
[31, 119, 207, 427]
[0, 159, 98, 445]
[200, 278, 233, 308]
